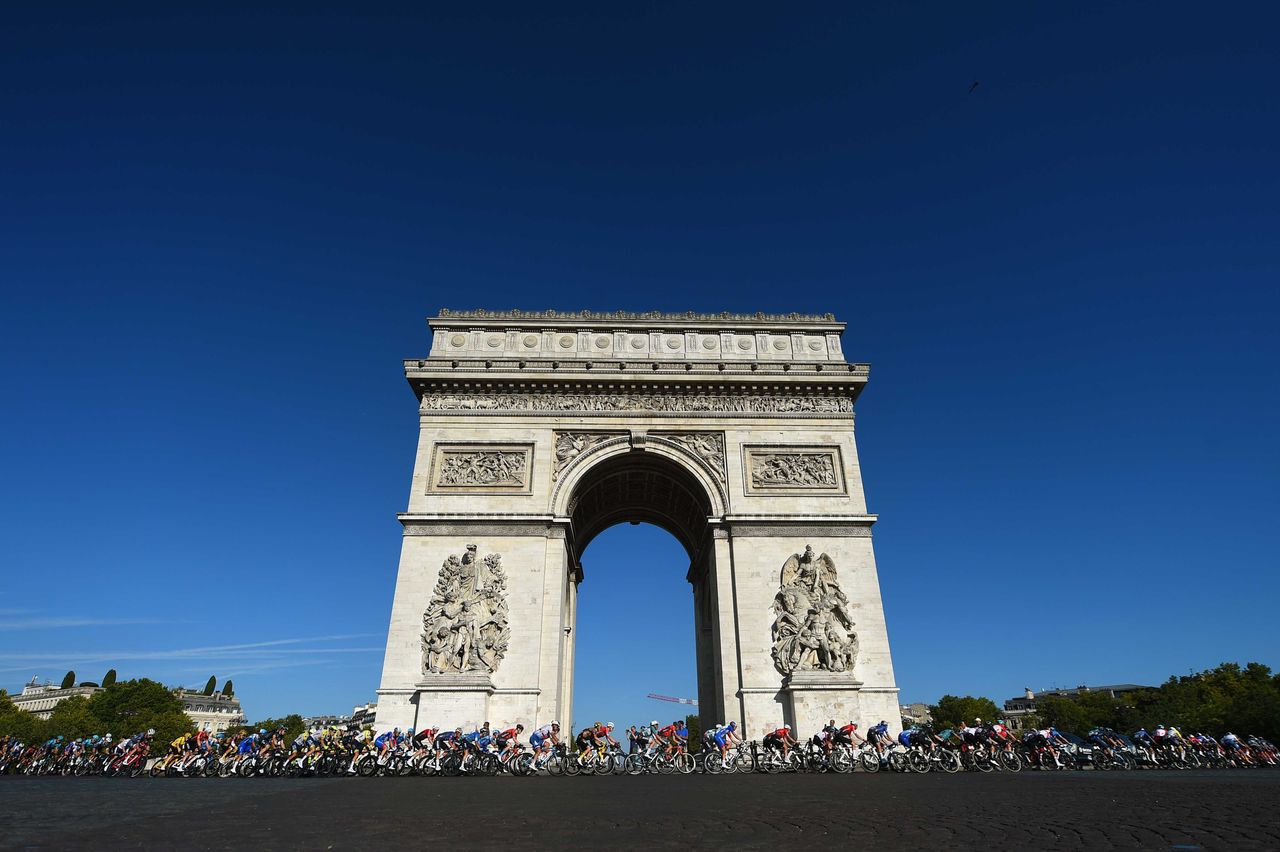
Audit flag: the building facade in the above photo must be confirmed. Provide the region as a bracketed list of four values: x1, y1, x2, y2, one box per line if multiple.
[11, 678, 103, 719]
[174, 690, 247, 733]
[11, 677, 246, 732]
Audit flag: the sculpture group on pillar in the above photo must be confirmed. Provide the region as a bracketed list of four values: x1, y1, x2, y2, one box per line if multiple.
[421, 544, 511, 675]
[771, 546, 858, 676]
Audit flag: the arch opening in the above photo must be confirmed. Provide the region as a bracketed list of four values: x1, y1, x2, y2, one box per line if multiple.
[566, 450, 714, 564]
[561, 450, 722, 735]
[572, 523, 697, 729]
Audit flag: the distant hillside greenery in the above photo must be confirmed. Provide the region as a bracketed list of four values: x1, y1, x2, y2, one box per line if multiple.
[0, 679, 193, 744]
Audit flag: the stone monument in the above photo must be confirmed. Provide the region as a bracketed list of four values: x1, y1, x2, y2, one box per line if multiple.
[375, 309, 900, 736]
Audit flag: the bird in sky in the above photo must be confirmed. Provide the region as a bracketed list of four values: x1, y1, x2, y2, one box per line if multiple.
[969, 80, 980, 94]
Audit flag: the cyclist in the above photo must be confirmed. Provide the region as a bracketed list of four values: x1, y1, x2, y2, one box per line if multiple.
[345, 727, 374, 774]
[657, 719, 687, 757]
[374, 727, 401, 762]
[812, 722, 837, 759]
[160, 731, 192, 773]
[867, 720, 891, 757]
[835, 721, 865, 750]
[1165, 724, 1188, 761]
[495, 723, 524, 761]
[410, 725, 437, 758]
[763, 723, 797, 762]
[1220, 731, 1246, 762]
[431, 727, 463, 769]
[529, 721, 560, 757]
[634, 720, 657, 755]
[711, 721, 742, 766]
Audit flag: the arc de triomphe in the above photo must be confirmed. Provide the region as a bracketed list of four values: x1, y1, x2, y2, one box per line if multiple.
[376, 309, 899, 736]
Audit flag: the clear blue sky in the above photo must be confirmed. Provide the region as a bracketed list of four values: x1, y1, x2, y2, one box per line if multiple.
[1, 4, 1277, 725]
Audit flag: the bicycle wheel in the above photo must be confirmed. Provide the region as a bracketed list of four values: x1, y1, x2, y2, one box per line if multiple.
[859, 750, 881, 773]
[674, 752, 695, 774]
[1000, 750, 1023, 772]
[938, 749, 961, 773]
[908, 751, 929, 773]
[888, 750, 910, 773]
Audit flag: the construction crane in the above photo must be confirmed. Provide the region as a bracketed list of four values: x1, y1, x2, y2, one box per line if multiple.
[646, 693, 698, 705]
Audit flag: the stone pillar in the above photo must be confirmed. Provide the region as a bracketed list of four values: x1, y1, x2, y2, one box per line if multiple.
[535, 528, 570, 726]
[709, 529, 744, 731]
[559, 567, 580, 736]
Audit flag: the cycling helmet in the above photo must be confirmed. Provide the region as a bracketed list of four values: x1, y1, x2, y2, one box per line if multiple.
[551, 720, 559, 727]
[848, 721, 856, 727]
[146, 728, 156, 736]
[880, 721, 886, 726]
[783, 724, 791, 730]
[651, 720, 658, 726]
[607, 722, 614, 729]
[974, 718, 983, 724]
[407, 728, 414, 735]
[259, 729, 267, 735]
[516, 724, 524, 731]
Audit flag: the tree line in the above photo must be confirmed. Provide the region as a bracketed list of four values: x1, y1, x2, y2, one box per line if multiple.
[0, 673, 244, 745]
[0, 679, 194, 745]
[928, 662, 1279, 740]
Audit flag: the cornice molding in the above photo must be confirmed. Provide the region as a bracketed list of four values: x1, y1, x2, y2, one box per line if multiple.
[435, 308, 838, 324]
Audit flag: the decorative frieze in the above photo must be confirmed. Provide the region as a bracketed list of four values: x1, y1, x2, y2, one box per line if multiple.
[429, 444, 533, 494]
[742, 445, 846, 495]
[771, 546, 858, 676]
[420, 392, 853, 417]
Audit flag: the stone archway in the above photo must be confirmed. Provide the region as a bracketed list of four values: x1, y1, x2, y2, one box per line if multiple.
[556, 446, 721, 731]
[376, 309, 900, 738]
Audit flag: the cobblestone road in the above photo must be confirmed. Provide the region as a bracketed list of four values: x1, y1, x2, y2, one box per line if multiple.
[3, 771, 1278, 850]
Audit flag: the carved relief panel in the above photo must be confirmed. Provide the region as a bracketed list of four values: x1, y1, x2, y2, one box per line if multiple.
[652, 432, 727, 485]
[770, 546, 858, 676]
[552, 432, 624, 479]
[421, 544, 510, 675]
[429, 443, 534, 494]
[741, 445, 846, 496]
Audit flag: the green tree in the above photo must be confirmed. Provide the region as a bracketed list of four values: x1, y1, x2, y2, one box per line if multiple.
[222, 680, 234, 697]
[202, 676, 217, 696]
[87, 679, 192, 744]
[0, 691, 46, 742]
[1023, 661, 1280, 741]
[46, 696, 100, 740]
[685, 714, 702, 753]
[102, 669, 117, 688]
[247, 714, 305, 742]
[60, 671, 76, 689]
[928, 695, 1001, 729]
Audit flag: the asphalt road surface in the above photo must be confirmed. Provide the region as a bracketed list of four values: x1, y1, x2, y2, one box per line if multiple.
[3, 771, 1278, 850]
